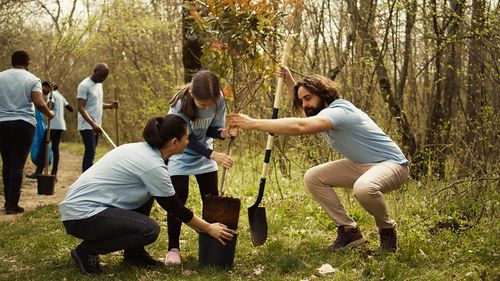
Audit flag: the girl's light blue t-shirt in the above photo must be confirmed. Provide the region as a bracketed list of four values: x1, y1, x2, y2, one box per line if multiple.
[167, 95, 226, 176]
[59, 142, 175, 221]
[318, 99, 408, 165]
[0, 68, 42, 126]
[77, 77, 103, 130]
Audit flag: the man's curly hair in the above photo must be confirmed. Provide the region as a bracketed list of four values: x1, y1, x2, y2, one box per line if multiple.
[292, 75, 340, 114]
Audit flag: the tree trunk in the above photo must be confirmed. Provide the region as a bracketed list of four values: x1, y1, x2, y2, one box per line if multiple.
[347, 0, 419, 170]
[461, 0, 487, 176]
[182, 1, 203, 83]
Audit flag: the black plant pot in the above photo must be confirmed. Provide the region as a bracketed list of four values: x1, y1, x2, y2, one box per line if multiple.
[198, 232, 238, 269]
[37, 175, 55, 195]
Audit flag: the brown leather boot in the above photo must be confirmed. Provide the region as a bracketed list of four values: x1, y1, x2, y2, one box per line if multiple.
[328, 226, 367, 250]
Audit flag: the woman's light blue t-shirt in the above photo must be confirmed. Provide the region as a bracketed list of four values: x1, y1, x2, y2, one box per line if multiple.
[0, 68, 42, 126]
[77, 77, 103, 130]
[49, 90, 69, 130]
[59, 142, 175, 221]
[167, 94, 226, 176]
[318, 99, 408, 165]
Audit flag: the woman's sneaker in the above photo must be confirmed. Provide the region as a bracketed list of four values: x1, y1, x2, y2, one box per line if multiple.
[71, 245, 101, 275]
[164, 248, 181, 265]
[124, 249, 161, 266]
[328, 226, 367, 251]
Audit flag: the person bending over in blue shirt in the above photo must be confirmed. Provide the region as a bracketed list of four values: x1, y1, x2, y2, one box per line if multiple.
[27, 81, 73, 179]
[229, 66, 409, 253]
[59, 114, 233, 275]
[164, 70, 237, 265]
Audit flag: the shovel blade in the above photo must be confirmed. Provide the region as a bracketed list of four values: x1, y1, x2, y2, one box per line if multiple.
[248, 205, 267, 246]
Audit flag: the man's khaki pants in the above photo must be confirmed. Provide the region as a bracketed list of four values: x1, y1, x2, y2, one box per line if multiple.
[304, 159, 409, 229]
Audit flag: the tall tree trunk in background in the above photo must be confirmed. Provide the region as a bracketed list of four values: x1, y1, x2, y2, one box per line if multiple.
[423, 0, 465, 179]
[182, 1, 203, 83]
[424, 0, 446, 178]
[396, 0, 417, 109]
[442, 0, 465, 162]
[462, 0, 487, 176]
[353, 0, 376, 110]
[347, 0, 419, 171]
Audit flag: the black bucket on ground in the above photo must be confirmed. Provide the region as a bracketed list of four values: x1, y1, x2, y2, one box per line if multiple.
[37, 175, 55, 195]
[198, 231, 238, 269]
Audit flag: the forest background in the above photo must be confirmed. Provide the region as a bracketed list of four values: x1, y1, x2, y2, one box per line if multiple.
[0, 0, 498, 280]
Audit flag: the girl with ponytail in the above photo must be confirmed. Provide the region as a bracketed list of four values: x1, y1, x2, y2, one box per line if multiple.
[60, 114, 233, 275]
[165, 70, 237, 265]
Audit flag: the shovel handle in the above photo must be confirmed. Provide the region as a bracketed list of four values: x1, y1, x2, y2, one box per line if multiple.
[101, 127, 117, 148]
[220, 137, 235, 196]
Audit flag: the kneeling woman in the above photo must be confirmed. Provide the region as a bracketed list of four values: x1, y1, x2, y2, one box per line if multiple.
[59, 114, 233, 275]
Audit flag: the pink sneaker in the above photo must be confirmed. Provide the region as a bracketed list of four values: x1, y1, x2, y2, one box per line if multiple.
[164, 248, 181, 265]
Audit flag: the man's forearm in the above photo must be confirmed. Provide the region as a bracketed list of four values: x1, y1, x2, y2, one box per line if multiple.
[78, 107, 96, 127]
[252, 118, 305, 135]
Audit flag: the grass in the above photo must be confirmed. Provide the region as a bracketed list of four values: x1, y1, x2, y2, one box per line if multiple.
[0, 143, 498, 280]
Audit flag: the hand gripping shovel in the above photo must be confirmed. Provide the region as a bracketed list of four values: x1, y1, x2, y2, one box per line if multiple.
[249, 39, 292, 246]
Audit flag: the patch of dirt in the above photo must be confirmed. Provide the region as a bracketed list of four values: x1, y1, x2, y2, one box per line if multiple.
[0, 149, 82, 222]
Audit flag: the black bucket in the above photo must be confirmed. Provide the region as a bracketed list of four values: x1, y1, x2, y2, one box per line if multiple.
[198, 232, 238, 269]
[37, 175, 55, 195]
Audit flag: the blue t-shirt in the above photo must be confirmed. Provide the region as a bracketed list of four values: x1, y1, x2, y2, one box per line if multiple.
[49, 90, 69, 130]
[59, 142, 175, 221]
[0, 68, 42, 126]
[77, 77, 103, 130]
[318, 99, 408, 165]
[167, 95, 226, 175]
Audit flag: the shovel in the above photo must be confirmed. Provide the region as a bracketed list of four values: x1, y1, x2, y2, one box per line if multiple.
[249, 38, 292, 246]
[37, 92, 55, 195]
[203, 137, 241, 230]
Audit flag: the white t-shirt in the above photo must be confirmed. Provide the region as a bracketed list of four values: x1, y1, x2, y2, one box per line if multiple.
[77, 77, 103, 130]
[49, 90, 69, 130]
[59, 142, 176, 221]
[0, 68, 42, 126]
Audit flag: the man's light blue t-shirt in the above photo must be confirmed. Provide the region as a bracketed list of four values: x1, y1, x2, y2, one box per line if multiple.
[49, 90, 69, 130]
[318, 99, 408, 165]
[167, 94, 226, 176]
[59, 142, 175, 221]
[0, 68, 42, 126]
[77, 77, 103, 130]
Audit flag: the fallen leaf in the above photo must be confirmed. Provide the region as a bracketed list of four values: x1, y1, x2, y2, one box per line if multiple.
[253, 264, 264, 276]
[317, 263, 337, 275]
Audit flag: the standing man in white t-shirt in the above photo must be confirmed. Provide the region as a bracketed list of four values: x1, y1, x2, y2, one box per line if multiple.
[0, 50, 54, 214]
[229, 66, 409, 253]
[77, 63, 118, 172]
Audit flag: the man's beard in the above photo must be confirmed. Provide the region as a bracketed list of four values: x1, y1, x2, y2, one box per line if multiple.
[304, 104, 325, 117]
